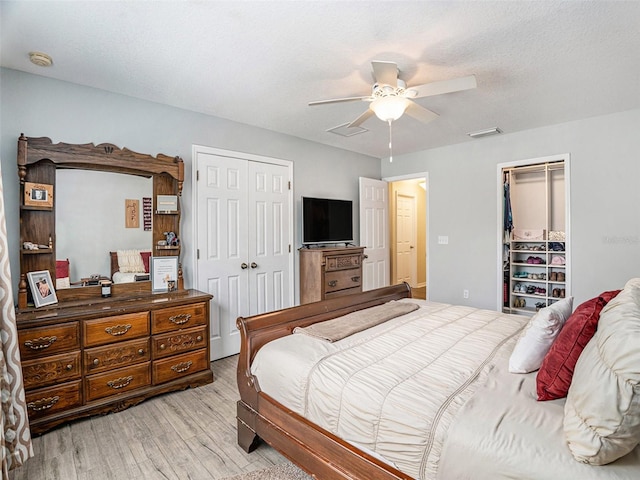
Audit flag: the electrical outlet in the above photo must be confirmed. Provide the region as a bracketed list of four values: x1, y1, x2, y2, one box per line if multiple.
[463, 289, 469, 299]
[438, 236, 449, 245]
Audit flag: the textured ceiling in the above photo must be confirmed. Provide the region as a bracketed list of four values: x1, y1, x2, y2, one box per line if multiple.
[1, 1, 639, 159]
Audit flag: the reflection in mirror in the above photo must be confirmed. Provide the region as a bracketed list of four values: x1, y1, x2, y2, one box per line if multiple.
[56, 170, 152, 286]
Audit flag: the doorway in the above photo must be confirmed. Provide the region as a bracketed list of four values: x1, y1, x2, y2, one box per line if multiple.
[386, 175, 428, 299]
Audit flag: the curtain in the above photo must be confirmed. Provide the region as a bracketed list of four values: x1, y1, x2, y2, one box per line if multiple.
[0, 163, 33, 475]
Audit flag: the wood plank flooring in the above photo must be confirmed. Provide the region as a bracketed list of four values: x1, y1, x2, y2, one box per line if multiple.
[8, 355, 288, 480]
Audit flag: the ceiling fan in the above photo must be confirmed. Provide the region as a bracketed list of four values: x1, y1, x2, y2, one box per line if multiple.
[309, 61, 477, 129]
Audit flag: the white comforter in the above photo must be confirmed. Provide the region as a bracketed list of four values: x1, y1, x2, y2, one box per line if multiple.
[251, 299, 640, 479]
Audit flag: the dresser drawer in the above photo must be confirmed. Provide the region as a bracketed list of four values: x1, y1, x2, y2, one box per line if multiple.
[152, 349, 209, 385]
[325, 269, 362, 293]
[25, 381, 82, 420]
[19, 322, 80, 360]
[22, 351, 82, 390]
[152, 325, 207, 359]
[84, 338, 150, 375]
[84, 312, 149, 347]
[152, 302, 207, 334]
[85, 362, 151, 402]
[325, 254, 361, 272]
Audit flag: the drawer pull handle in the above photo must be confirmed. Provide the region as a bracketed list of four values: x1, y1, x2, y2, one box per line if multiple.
[171, 361, 193, 373]
[159, 343, 166, 350]
[107, 375, 133, 390]
[138, 349, 145, 355]
[93, 358, 100, 366]
[105, 324, 132, 336]
[196, 335, 203, 342]
[351, 276, 360, 282]
[328, 280, 338, 287]
[24, 336, 57, 350]
[66, 364, 73, 370]
[169, 313, 191, 325]
[27, 396, 59, 412]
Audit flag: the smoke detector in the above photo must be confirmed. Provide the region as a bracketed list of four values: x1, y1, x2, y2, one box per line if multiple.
[29, 52, 53, 67]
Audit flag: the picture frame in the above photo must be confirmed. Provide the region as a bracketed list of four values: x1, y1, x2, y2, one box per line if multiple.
[156, 195, 178, 213]
[26, 270, 58, 308]
[151, 256, 179, 292]
[24, 182, 54, 208]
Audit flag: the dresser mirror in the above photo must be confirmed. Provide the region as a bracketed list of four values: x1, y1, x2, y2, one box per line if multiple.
[17, 135, 184, 309]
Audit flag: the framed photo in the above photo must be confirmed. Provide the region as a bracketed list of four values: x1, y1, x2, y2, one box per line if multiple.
[151, 256, 179, 292]
[27, 270, 58, 308]
[24, 182, 54, 208]
[156, 195, 178, 213]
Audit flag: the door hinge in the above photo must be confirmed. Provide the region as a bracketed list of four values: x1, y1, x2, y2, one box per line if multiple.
[197, 249, 200, 260]
[196, 170, 199, 181]
[289, 244, 291, 253]
[288, 180, 291, 190]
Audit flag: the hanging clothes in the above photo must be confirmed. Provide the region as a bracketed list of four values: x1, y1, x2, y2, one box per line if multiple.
[503, 173, 513, 239]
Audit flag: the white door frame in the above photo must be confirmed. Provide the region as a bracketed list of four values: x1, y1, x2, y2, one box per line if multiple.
[495, 154, 571, 311]
[383, 172, 429, 300]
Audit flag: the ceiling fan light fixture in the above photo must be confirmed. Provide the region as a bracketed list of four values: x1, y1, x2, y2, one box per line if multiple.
[370, 96, 409, 122]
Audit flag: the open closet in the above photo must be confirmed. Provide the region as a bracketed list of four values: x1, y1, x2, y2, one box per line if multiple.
[501, 156, 570, 315]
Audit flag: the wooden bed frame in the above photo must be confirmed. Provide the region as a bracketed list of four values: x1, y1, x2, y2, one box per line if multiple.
[236, 283, 414, 480]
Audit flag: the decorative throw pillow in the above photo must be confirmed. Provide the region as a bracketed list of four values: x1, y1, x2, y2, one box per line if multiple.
[508, 296, 573, 374]
[536, 290, 621, 401]
[564, 279, 640, 465]
[140, 251, 151, 273]
[117, 249, 146, 273]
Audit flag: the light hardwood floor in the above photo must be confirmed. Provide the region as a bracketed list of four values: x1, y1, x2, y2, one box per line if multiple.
[8, 355, 288, 480]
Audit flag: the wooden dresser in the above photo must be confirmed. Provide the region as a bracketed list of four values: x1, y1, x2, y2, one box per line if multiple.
[299, 246, 365, 304]
[16, 289, 213, 434]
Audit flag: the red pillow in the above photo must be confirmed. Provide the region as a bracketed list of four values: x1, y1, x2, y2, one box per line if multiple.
[140, 252, 151, 273]
[56, 259, 69, 278]
[536, 290, 621, 401]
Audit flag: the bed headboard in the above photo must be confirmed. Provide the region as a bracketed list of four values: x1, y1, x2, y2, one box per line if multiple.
[110, 251, 118, 278]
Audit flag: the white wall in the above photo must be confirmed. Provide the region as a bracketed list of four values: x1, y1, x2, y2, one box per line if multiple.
[0, 68, 380, 302]
[382, 108, 640, 308]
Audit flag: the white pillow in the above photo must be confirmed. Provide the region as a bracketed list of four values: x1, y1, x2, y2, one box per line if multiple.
[564, 278, 640, 465]
[508, 296, 573, 373]
[117, 249, 146, 273]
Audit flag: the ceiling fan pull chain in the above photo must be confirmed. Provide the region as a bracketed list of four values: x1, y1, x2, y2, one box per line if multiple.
[388, 119, 393, 163]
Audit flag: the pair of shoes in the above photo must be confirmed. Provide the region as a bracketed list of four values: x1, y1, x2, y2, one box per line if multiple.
[514, 271, 528, 278]
[549, 242, 565, 251]
[556, 272, 566, 282]
[552, 288, 560, 298]
[526, 256, 545, 264]
[526, 285, 536, 294]
[531, 244, 545, 251]
[560, 288, 566, 298]
[551, 255, 566, 265]
[535, 301, 546, 311]
[528, 273, 546, 280]
[535, 287, 546, 296]
[550, 272, 557, 281]
[513, 297, 527, 308]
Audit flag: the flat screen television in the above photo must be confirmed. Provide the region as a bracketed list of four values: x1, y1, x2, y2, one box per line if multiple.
[302, 196, 353, 245]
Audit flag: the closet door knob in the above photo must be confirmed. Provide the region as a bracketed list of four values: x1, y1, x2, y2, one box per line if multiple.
[250, 262, 258, 269]
[241, 263, 248, 269]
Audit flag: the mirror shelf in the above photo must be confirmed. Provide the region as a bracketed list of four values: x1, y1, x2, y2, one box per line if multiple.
[17, 134, 185, 310]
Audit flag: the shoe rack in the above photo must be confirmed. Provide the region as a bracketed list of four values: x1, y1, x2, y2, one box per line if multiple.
[508, 240, 566, 314]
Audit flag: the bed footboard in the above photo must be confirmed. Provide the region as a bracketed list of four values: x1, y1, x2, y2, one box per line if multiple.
[236, 283, 413, 479]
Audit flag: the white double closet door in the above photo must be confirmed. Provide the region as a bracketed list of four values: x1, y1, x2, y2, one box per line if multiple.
[194, 147, 293, 360]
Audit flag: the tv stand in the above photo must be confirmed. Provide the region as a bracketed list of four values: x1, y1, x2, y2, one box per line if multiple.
[299, 246, 365, 304]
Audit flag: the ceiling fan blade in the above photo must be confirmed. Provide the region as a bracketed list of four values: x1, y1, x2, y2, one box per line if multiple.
[309, 96, 371, 106]
[372, 61, 398, 87]
[348, 108, 375, 128]
[407, 75, 477, 98]
[404, 101, 439, 124]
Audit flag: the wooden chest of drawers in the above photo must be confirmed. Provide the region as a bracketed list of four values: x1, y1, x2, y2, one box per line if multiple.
[299, 246, 365, 304]
[16, 289, 213, 434]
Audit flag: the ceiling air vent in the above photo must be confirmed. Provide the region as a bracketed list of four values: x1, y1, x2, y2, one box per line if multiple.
[468, 127, 502, 139]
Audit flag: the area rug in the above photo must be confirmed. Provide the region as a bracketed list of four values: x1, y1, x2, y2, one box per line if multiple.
[223, 462, 312, 480]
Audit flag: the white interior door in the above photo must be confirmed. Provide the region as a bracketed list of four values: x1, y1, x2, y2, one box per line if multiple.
[359, 177, 389, 290]
[195, 148, 293, 360]
[247, 161, 291, 316]
[395, 193, 417, 286]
